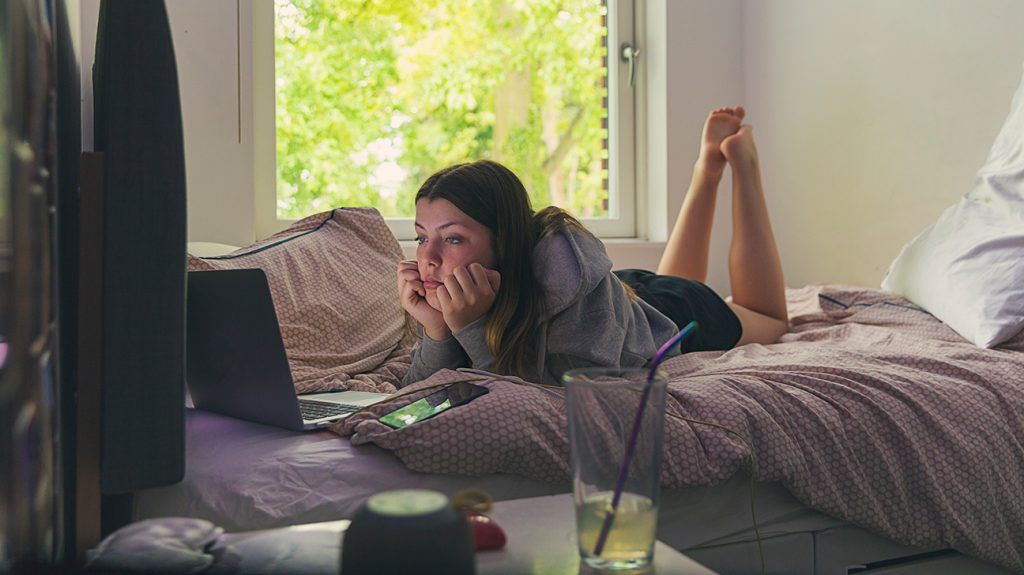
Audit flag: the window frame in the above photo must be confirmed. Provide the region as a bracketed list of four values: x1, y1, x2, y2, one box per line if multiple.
[253, 0, 639, 241]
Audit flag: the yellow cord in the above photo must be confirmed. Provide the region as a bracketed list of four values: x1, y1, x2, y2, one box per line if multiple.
[665, 411, 766, 575]
[451, 488, 494, 514]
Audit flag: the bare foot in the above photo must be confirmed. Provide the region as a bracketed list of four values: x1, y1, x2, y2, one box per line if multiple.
[721, 125, 759, 173]
[699, 107, 745, 174]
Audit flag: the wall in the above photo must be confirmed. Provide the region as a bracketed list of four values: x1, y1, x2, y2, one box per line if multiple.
[79, 1, 1024, 292]
[642, 0, 743, 293]
[741, 0, 1024, 288]
[167, 1, 255, 247]
[79, 0, 256, 247]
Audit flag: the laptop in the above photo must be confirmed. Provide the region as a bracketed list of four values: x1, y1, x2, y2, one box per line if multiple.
[186, 268, 390, 431]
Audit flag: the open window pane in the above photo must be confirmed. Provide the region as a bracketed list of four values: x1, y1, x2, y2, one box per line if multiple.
[275, 0, 612, 222]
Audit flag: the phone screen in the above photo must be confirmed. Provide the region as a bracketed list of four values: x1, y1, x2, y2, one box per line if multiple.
[378, 382, 489, 429]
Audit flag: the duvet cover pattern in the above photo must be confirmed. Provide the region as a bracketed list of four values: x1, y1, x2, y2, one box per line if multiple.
[335, 285, 1024, 571]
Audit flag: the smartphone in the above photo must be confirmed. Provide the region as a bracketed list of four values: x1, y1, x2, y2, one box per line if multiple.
[379, 382, 489, 429]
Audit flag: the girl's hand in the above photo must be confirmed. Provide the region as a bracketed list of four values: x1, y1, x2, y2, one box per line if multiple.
[437, 263, 501, 333]
[397, 260, 450, 340]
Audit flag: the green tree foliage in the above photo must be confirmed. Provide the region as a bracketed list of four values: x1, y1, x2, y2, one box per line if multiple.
[275, 0, 608, 221]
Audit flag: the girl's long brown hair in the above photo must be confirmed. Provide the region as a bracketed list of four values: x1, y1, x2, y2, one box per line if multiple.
[416, 160, 582, 378]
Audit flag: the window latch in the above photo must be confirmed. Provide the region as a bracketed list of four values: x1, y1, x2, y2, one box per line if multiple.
[621, 43, 640, 88]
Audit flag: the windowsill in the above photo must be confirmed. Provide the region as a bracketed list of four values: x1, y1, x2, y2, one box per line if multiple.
[603, 238, 668, 247]
[397, 238, 665, 248]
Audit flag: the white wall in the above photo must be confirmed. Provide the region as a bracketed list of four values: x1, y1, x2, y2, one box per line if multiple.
[79, 1, 1024, 292]
[741, 0, 1024, 288]
[79, 0, 256, 247]
[79, 0, 97, 150]
[642, 0, 743, 293]
[167, 1, 255, 247]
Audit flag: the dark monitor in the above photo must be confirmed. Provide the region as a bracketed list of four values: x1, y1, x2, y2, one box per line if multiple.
[55, 0, 81, 561]
[88, 0, 187, 497]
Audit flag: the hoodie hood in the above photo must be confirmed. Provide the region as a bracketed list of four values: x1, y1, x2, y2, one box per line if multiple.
[533, 226, 612, 317]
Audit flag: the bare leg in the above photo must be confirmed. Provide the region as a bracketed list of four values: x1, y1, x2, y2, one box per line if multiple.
[721, 125, 788, 345]
[657, 107, 745, 281]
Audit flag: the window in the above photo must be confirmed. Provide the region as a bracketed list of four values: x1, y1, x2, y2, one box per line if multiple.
[257, 0, 637, 240]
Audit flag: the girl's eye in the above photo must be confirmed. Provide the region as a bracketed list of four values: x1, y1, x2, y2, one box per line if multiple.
[445, 236, 462, 245]
[414, 236, 427, 245]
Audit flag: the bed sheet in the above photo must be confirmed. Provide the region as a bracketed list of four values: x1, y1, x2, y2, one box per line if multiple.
[134, 409, 564, 531]
[133, 408, 850, 550]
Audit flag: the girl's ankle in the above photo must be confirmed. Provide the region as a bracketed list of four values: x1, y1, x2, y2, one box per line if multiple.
[694, 157, 726, 180]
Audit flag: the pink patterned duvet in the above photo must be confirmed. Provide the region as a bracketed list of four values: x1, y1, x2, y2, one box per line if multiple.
[334, 285, 1024, 571]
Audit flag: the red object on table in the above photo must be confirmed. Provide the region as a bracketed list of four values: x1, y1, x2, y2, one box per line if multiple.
[465, 513, 507, 550]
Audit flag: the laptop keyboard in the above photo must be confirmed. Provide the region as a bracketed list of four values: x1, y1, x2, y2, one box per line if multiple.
[298, 398, 362, 421]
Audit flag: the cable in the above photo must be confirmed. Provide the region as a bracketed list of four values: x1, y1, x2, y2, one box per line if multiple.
[665, 410, 766, 575]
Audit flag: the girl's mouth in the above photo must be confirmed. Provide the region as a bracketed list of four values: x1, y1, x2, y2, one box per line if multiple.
[423, 280, 442, 290]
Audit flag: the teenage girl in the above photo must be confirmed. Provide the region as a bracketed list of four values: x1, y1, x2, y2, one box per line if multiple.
[397, 107, 787, 386]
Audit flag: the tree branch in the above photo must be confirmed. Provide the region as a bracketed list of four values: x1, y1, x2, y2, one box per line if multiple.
[542, 105, 586, 174]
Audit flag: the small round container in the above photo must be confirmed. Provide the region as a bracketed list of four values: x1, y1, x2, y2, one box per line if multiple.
[341, 489, 475, 574]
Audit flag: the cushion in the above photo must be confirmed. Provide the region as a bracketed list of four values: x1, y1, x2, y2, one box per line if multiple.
[85, 518, 238, 573]
[882, 64, 1024, 347]
[188, 208, 413, 393]
[186, 241, 240, 258]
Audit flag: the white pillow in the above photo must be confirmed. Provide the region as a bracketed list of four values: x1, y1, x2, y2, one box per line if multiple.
[882, 63, 1024, 348]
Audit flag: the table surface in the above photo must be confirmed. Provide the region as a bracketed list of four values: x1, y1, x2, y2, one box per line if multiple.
[225, 493, 719, 575]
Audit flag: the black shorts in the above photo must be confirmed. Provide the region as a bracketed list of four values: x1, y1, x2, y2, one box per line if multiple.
[613, 269, 742, 352]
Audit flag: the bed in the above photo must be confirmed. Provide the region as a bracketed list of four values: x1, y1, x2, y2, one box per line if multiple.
[130, 410, 902, 574]
[135, 276, 1023, 574]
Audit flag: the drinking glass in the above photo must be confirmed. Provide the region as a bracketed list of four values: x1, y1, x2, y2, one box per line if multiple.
[564, 367, 668, 572]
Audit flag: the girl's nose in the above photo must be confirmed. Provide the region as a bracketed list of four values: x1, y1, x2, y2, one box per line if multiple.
[422, 244, 441, 268]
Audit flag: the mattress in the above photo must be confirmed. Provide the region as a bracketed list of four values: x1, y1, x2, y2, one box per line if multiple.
[135, 410, 1015, 574]
[134, 408, 565, 531]
[136, 407, 974, 572]
[135, 409, 845, 548]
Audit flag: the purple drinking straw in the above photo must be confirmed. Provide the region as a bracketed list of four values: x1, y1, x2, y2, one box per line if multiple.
[591, 320, 699, 557]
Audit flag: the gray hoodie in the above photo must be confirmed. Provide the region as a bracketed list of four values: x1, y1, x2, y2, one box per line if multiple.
[401, 225, 681, 386]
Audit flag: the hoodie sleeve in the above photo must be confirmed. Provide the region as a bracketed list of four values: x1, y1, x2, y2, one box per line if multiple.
[401, 331, 470, 387]
[451, 316, 497, 372]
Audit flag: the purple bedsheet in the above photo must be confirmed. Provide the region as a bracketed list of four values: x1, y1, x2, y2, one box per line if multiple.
[335, 285, 1024, 571]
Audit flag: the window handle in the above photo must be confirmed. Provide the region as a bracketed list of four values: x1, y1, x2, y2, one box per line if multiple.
[621, 43, 640, 88]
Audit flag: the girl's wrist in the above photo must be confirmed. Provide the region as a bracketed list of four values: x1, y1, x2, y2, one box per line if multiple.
[424, 325, 453, 341]
[449, 313, 487, 334]
[446, 313, 480, 334]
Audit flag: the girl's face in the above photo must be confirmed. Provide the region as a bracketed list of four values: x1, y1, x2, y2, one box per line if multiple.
[414, 198, 498, 311]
